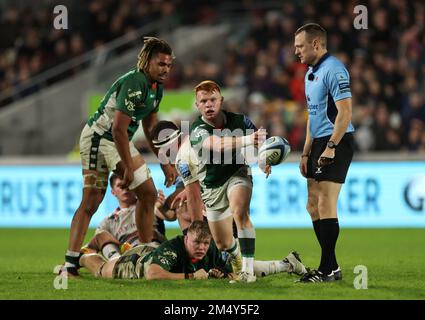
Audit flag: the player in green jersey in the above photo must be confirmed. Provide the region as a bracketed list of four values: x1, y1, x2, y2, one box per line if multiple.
[149, 81, 269, 282]
[63, 37, 178, 276]
[187, 80, 269, 282]
[80, 220, 231, 280]
[80, 220, 306, 280]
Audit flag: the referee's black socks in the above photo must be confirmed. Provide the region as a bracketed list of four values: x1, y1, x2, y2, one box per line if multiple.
[312, 219, 322, 248]
[318, 218, 340, 275]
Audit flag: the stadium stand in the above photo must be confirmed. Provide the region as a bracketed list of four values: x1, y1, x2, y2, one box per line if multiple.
[0, 0, 424, 153]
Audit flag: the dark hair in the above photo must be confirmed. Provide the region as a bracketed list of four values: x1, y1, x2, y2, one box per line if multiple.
[295, 23, 327, 47]
[187, 220, 211, 241]
[151, 120, 180, 148]
[109, 173, 120, 188]
[137, 37, 174, 72]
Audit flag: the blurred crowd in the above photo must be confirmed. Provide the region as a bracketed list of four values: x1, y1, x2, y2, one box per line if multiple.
[1, 0, 425, 152]
[167, 0, 425, 153]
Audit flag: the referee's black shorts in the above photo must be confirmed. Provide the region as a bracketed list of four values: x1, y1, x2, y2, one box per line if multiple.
[306, 133, 354, 184]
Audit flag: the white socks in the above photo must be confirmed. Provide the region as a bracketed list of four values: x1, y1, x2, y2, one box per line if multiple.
[253, 260, 290, 277]
[101, 243, 121, 260]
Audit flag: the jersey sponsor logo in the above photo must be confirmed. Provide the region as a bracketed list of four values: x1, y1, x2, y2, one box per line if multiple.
[158, 249, 177, 267]
[191, 127, 210, 145]
[339, 83, 350, 93]
[125, 98, 135, 111]
[335, 72, 350, 93]
[128, 90, 142, 98]
[307, 104, 319, 116]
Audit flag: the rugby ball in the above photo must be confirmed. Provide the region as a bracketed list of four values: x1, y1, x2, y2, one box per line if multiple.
[258, 136, 291, 166]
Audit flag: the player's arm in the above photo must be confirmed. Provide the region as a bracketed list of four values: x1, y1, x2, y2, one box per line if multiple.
[143, 112, 177, 187]
[145, 264, 208, 280]
[112, 111, 134, 187]
[318, 67, 353, 166]
[142, 112, 160, 157]
[302, 118, 313, 157]
[318, 98, 352, 167]
[155, 187, 185, 221]
[328, 98, 352, 145]
[174, 160, 204, 222]
[185, 181, 204, 222]
[170, 181, 203, 222]
[300, 118, 312, 178]
[202, 129, 266, 152]
[113, 76, 145, 187]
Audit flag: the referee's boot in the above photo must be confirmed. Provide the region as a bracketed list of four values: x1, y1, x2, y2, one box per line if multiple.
[296, 269, 336, 283]
[331, 267, 342, 280]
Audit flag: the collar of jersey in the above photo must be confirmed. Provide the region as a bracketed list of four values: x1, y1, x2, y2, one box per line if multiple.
[201, 111, 227, 129]
[139, 69, 158, 88]
[310, 52, 331, 73]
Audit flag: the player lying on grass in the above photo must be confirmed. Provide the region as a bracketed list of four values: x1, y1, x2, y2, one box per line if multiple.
[81, 173, 190, 260]
[79, 220, 307, 280]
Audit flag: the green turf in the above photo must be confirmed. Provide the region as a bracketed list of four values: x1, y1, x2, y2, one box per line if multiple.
[0, 228, 424, 300]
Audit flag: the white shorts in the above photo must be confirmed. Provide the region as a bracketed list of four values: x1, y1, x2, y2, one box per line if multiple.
[79, 124, 140, 173]
[203, 166, 253, 222]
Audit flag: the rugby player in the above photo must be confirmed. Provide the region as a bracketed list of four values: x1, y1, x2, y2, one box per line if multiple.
[63, 37, 178, 276]
[80, 220, 306, 280]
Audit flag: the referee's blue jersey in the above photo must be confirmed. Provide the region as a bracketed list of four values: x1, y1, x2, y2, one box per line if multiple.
[304, 52, 355, 138]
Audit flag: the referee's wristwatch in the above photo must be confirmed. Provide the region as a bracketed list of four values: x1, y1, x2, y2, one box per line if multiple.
[327, 140, 337, 149]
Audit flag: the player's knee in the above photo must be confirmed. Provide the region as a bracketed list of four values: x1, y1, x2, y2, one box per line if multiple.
[82, 203, 100, 216]
[306, 201, 318, 218]
[214, 238, 233, 251]
[95, 230, 116, 244]
[232, 207, 248, 221]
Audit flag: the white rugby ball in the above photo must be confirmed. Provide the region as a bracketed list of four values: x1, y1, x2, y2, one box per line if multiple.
[258, 136, 291, 166]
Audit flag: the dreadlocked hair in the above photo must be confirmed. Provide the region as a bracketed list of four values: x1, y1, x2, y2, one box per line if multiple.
[136, 37, 174, 72]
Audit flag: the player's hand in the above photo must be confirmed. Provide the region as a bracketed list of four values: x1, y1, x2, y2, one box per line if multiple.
[318, 148, 335, 167]
[264, 164, 271, 178]
[171, 189, 187, 210]
[155, 190, 165, 209]
[208, 268, 226, 279]
[120, 167, 134, 188]
[299, 156, 308, 178]
[250, 127, 267, 147]
[161, 163, 177, 187]
[193, 269, 209, 280]
[260, 164, 271, 178]
[227, 273, 237, 281]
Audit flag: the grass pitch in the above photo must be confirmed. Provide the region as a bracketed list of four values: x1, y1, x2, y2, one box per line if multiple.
[1, 228, 424, 300]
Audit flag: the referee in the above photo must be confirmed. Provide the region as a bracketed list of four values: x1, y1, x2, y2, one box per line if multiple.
[294, 23, 355, 282]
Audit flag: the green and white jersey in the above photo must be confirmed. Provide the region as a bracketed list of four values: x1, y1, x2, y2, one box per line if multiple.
[88, 68, 163, 141]
[189, 110, 257, 188]
[175, 138, 202, 187]
[142, 235, 231, 274]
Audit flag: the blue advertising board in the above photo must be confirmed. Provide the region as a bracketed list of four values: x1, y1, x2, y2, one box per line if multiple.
[0, 162, 424, 228]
